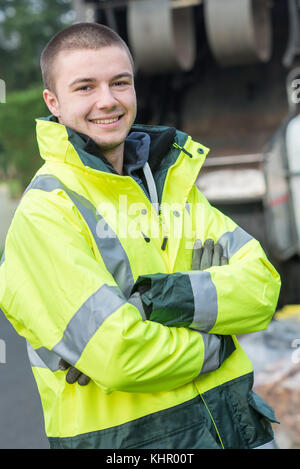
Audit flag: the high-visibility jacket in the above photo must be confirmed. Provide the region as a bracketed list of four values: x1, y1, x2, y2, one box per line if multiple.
[0, 116, 281, 449]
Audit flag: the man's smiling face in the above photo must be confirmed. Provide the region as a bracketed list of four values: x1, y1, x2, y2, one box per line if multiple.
[43, 45, 137, 162]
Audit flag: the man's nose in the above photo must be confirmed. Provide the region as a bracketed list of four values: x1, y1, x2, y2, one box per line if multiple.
[94, 85, 118, 109]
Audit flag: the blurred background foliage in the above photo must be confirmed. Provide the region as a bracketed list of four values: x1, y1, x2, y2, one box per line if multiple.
[0, 0, 75, 192]
[0, 85, 48, 190]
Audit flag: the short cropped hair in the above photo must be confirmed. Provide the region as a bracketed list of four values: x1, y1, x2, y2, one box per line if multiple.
[40, 22, 134, 93]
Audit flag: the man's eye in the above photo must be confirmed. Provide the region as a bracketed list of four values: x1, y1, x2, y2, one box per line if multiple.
[113, 81, 129, 87]
[77, 85, 92, 91]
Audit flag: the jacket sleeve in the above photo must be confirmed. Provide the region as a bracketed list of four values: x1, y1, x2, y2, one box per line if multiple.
[135, 187, 281, 336]
[191, 186, 281, 335]
[0, 188, 232, 394]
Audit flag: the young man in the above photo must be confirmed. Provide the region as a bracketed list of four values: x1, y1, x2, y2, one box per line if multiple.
[0, 22, 281, 449]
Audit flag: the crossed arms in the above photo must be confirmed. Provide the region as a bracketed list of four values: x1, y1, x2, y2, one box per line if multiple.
[0, 187, 281, 394]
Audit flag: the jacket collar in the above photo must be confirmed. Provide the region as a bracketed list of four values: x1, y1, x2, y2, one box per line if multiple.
[35, 115, 179, 175]
[35, 116, 209, 206]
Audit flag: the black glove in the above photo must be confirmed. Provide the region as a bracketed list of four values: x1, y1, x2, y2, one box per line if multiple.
[59, 358, 91, 386]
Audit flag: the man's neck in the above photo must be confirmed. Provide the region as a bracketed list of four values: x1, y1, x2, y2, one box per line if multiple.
[102, 143, 124, 175]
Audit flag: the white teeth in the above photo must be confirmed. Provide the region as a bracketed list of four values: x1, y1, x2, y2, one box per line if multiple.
[92, 117, 119, 124]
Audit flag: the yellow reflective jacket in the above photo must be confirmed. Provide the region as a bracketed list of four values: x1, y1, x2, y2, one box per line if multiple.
[0, 117, 281, 449]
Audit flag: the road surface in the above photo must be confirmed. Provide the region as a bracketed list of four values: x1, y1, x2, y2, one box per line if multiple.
[0, 185, 18, 248]
[0, 310, 49, 449]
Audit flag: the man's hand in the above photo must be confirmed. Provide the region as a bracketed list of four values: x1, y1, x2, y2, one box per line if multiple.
[192, 238, 228, 270]
[59, 358, 91, 386]
[132, 238, 229, 321]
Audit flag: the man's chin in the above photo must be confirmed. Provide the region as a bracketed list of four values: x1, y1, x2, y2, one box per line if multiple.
[91, 138, 125, 156]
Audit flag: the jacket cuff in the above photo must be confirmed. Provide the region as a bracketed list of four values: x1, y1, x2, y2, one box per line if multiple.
[196, 332, 236, 376]
[128, 292, 148, 321]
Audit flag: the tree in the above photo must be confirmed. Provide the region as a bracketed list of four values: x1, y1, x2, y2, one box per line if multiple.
[0, 85, 49, 189]
[0, 0, 75, 189]
[0, 0, 75, 92]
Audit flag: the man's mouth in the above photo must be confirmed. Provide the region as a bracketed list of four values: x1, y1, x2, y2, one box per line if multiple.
[89, 116, 121, 125]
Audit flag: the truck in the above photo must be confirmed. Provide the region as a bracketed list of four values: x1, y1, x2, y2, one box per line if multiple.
[72, 0, 300, 307]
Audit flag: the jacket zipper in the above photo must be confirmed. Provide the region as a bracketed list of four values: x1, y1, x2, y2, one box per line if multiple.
[172, 142, 223, 443]
[123, 176, 170, 262]
[172, 141, 193, 158]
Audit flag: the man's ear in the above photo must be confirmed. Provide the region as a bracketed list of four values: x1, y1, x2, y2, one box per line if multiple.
[43, 89, 60, 118]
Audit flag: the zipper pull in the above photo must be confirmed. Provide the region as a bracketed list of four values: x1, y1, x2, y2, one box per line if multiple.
[161, 236, 168, 251]
[173, 142, 193, 158]
[141, 232, 151, 243]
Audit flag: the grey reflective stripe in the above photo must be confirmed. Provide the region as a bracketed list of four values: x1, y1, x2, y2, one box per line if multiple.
[187, 227, 252, 332]
[27, 341, 60, 371]
[26, 174, 134, 297]
[217, 226, 253, 259]
[198, 332, 220, 375]
[188, 271, 218, 332]
[27, 283, 126, 370]
[52, 284, 125, 366]
[24, 173, 61, 195]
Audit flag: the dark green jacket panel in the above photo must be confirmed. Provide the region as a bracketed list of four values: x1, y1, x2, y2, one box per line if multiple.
[49, 394, 221, 450]
[48, 373, 278, 449]
[202, 373, 278, 449]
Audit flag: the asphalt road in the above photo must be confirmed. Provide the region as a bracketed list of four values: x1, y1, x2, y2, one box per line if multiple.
[0, 188, 48, 448]
[0, 310, 49, 449]
[0, 187, 18, 248]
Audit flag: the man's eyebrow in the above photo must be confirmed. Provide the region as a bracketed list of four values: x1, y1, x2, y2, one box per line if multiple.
[112, 72, 133, 80]
[68, 72, 133, 88]
[68, 77, 96, 88]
